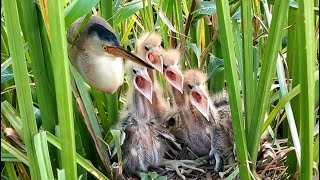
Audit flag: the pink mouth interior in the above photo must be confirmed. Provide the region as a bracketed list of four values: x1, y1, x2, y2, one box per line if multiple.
[134, 75, 152, 103]
[191, 91, 202, 103]
[166, 70, 177, 81]
[135, 76, 145, 89]
[147, 52, 163, 72]
[165, 69, 183, 93]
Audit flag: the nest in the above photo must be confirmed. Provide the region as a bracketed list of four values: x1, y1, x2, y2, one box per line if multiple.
[120, 138, 293, 180]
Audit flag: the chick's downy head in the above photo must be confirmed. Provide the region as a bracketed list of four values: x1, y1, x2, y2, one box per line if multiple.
[183, 70, 210, 121]
[135, 32, 163, 73]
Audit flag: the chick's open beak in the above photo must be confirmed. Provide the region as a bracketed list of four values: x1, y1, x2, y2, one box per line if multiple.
[104, 45, 153, 69]
[145, 48, 163, 74]
[146, 52, 163, 73]
[164, 65, 184, 94]
[189, 86, 210, 121]
[133, 69, 153, 104]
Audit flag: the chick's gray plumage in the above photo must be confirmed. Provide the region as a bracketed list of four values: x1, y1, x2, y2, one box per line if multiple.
[166, 70, 235, 172]
[119, 66, 176, 175]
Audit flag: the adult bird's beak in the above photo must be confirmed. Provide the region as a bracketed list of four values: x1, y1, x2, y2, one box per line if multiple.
[164, 64, 184, 94]
[133, 69, 153, 104]
[145, 47, 163, 74]
[189, 85, 210, 121]
[104, 45, 154, 69]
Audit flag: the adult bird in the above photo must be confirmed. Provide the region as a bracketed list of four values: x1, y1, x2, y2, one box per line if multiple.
[67, 15, 153, 94]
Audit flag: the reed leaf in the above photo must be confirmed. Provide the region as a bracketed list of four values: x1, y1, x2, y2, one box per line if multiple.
[215, 0, 250, 179]
[262, 70, 318, 133]
[1, 139, 28, 165]
[1, 137, 18, 180]
[100, 0, 120, 131]
[3, 0, 40, 178]
[18, 0, 56, 133]
[71, 67, 112, 177]
[34, 132, 54, 180]
[57, 169, 66, 180]
[46, 132, 109, 180]
[1, 153, 21, 162]
[297, 0, 316, 178]
[114, 0, 147, 25]
[1, 101, 23, 138]
[247, 0, 290, 170]
[46, 0, 77, 178]
[241, 0, 254, 130]
[18, 0, 59, 170]
[263, 1, 301, 167]
[64, 0, 100, 27]
[286, 7, 299, 175]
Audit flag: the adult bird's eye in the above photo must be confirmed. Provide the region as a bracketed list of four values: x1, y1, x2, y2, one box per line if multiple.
[132, 69, 137, 74]
[188, 84, 193, 89]
[102, 45, 108, 51]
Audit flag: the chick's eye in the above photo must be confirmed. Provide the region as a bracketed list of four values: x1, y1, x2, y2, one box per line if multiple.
[144, 46, 150, 51]
[188, 84, 193, 89]
[163, 64, 168, 69]
[132, 69, 137, 74]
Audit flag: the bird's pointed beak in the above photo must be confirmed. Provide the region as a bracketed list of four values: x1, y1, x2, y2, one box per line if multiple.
[189, 86, 210, 121]
[105, 45, 154, 69]
[145, 48, 163, 74]
[164, 64, 184, 94]
[133, 69, 153, 104]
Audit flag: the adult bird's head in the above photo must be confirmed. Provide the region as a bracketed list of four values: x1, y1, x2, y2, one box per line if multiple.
[161, 49, 184, 94]
[135, 32, 163, 73]
[67, 15, 153, 94]
[183, 70, 210, 121]
[84, 23, 153, 69]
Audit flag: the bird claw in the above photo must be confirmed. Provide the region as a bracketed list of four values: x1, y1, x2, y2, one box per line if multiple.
[218, 163, 237, 179]
[163, 159, 205, 180]
[209, 149, 223, 172]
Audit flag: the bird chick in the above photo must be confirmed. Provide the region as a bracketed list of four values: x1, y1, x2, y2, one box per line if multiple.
[169, 69, 235, 172]
[135, 32, 163, 73]
[119, 63, 201, 178]
[135, 32, 169, 121]
[161, 48, 184, 95]
[119, 62, 165, 175]
[67, 15, 152, 94]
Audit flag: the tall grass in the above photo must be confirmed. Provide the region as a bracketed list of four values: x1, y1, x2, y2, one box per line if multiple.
[3, 0, 41, 179]
[1, 0, 319, 179]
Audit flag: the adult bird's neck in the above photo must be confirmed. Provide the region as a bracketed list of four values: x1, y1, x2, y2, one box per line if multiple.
[77, 54, 124, 93]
